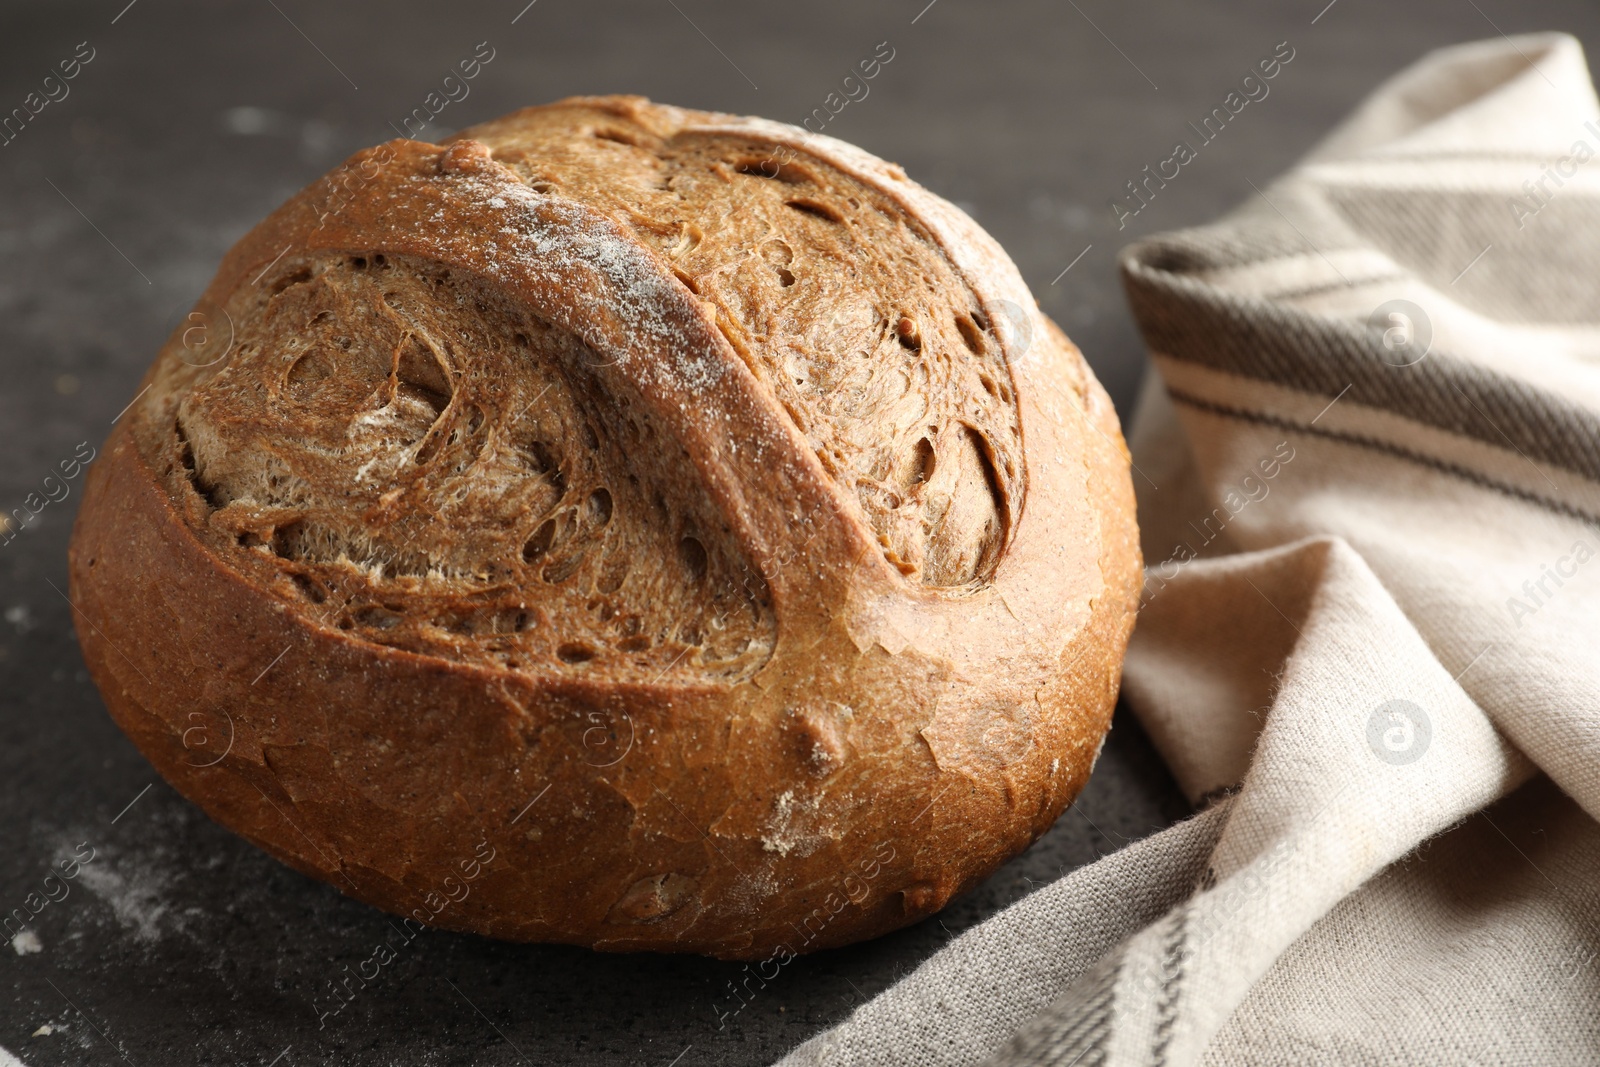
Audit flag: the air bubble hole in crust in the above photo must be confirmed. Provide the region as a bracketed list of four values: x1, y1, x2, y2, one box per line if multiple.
[588, 488, 613, 526]
[269, 267, 312, 296]
[679, 537, 708, 583]
[909, 438, 935, 486]
[594, 127, 645, 147]
[896, 316, 921, 352]
[955, 313, 985, 354]
[734, 158, 814, 184]
[355, 605, 401, 629]
[523, 518, 557, 564]
[395, 336, 453, 415]
[290, 572, 327, 604]
[785, 198, 845, 224]
[542, 552, 585, 585]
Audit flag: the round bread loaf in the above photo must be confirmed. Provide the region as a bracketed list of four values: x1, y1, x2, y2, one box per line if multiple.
[68, 96, 1139, 959]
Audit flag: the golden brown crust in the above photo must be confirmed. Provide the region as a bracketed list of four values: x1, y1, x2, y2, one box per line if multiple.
[68, 96, 1140, 959]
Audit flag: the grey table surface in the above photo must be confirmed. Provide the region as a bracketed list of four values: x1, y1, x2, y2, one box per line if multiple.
[3, 1, 1598, 1064]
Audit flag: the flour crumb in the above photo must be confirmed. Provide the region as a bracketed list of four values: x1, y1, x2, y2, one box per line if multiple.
[10, 930, 41, 955]
[77, 858, 176, 943]
[760, 789, 833, 858]
[762, 790, 801, 856]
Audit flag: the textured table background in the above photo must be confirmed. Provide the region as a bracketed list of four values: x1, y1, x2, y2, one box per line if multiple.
[3, 1, 1598, 1064]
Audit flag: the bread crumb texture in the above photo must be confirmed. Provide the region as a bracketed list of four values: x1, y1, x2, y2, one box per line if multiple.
[153, 99, 1025, 685]
[467, 105, 1023, 587]
[173, 251, 774, 680]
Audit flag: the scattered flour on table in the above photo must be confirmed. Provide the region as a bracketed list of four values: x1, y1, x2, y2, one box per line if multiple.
[76, 853, 182, 944]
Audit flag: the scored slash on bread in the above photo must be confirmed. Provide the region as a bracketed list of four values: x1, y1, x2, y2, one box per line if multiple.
[68, 95, 1139, 959]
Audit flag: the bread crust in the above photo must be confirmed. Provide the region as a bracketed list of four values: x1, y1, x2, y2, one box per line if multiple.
[68, 96, 1139, 959]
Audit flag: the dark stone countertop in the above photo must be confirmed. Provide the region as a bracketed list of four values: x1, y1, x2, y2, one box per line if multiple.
[2, 1, 1596, 1063]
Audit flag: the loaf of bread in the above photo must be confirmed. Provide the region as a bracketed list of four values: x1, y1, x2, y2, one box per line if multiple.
[68, 96, 1139, 959]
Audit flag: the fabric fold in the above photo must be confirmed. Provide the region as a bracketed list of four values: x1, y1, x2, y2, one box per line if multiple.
[778, 801, 1229, 1067]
